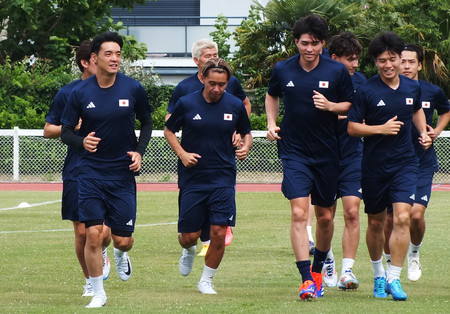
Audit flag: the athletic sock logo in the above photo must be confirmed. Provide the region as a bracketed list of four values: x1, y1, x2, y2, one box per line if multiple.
[193, 114, 202, 120]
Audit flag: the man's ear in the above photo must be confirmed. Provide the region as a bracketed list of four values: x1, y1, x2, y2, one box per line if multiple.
[331, 54, 338, 61]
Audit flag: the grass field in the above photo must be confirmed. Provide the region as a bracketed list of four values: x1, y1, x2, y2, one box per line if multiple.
[0, 190, 449, 313]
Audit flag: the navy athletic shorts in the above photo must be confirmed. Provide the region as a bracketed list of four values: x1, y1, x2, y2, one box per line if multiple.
[178, 187, 236, 233]
[78, 178, 137, 234]
[362, 162, 417, 215]
[281, 159, 338, 207]
[62, 179, 79, 221]
[337, 158, 362, 199]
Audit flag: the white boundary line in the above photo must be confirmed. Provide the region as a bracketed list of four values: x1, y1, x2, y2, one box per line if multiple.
[0, 222, 177, 234]
[0, 200, 61, 211]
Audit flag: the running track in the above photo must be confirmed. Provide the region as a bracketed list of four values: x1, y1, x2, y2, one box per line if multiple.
[0, 183, 449, 192]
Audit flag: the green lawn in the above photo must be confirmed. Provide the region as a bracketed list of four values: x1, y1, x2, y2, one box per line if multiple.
[0, 191, 449, 313]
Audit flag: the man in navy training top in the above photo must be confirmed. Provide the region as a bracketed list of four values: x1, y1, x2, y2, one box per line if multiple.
[347, 32, 431, 301]
[165, 58, 252, 294]
[61, 31, 153, 308]
[265, 15, 354, 300]
[44, 40, 113, 297]
[167, 38, 252, 257]
[383, 43, 450, 282]
[318, 31, 365, 290]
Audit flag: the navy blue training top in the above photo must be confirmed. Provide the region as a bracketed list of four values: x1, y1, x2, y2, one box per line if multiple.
[165, 90, 251, 189]
[267, 54, 354, 164]
[337, 71, 366, 164]
[413, 79, 450, 170]
[61, 72, 152, 180]
[347, 74, 421, 172]
[167, 73, 247, 113]
[46, 79, 82, 180]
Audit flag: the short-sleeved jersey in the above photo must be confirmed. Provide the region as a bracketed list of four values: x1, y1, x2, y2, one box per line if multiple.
[165, 90, 251, 189]
[337, 72, 366, 164]
[167, 73, 247, 113]
[45, 79, 82, 180]
[267, 54, 354, 164]
[61, 72, 152, 180]
[413, 79, 450, 170]
[347, 74, 421, 172]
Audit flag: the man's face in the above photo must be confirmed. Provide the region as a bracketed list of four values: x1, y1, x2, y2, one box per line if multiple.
[400, 50, 422, 80]
[194, 48, 218, 71]
[295, 34, 324, 64]
[332, 54, 359, 76]
[375, 51, 401, 82]
[201, 70, 228, 103]
[93, 41, 121, 75]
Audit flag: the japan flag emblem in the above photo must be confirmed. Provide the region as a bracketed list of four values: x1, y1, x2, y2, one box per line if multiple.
[406, 98, 413, 105]
[119, 99, 129, 107]
[422, 101, 430, 108]
[224, 113, 233, 121]
[319, 81, 329, 88]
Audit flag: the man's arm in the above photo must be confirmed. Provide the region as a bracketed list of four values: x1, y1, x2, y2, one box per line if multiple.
[243, 97, 252, 117]
[428, 111, 450, 141]
[164, 126, 201, 168]
[412, 108, 432, 149]
[347, 116, 404, 137]
[43, 123, 61, 139]
[235, 132, 253, 161]
[265, 93, 281, 142]
[312, 90, 351, 115]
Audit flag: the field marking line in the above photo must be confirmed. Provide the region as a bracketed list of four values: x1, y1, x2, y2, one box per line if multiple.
[0, 200, 61, 211]
[0, 221, 177, 234]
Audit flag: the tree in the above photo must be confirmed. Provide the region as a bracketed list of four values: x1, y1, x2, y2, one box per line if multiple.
[0, 0, 146, 68]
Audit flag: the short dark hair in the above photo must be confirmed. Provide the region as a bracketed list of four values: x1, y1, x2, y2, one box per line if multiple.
[75, 40, 91, 73]
[292, 15, 328, 41]
[368, 31, 404, 59]
[202, 58, 232, 81]
[403, 43, 424, 63]
[328, 32, 362, 57]
[90, 31, 123, 55]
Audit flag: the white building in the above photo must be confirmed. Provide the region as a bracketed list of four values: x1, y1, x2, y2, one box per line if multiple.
[111, 0, 269, 84]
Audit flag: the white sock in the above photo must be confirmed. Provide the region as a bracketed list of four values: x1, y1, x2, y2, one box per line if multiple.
[90, 275, 105, 296]
[186, 245, 196, 254]
[409, 242, 421, 259]
[85, 278, 91, 285]
[371, 257, 385, 278]
[326, 248, 334, 261]
[387, 265, 402, 283]
[341, 258, 355, 275]
[202, 240, 211, 246]
[200, 265, 217, 283]
[384, 253, 391, 269]
[306, 226, 314, 242]
[114, 247, 124, 259]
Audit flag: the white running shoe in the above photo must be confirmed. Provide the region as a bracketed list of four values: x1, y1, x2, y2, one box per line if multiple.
[198, 280, 217, 294]
[82, 283, 94, 297]
[337, 271, 359, 290]
[179, 246, 196, 276]
[115, 251, 132, 281]
[85, 294, 107, 308]
[407, 257, 422, 282]
[103, 248, 111, 280]
[322, 258, 338, 287]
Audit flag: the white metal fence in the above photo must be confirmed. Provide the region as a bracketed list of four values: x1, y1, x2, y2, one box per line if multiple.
[1, 128, 449, 183]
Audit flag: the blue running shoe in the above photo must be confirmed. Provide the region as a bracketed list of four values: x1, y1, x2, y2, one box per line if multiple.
[386, 279, 407, 301]
[312, 272, 324, 297]
[373, 277, 388, 298]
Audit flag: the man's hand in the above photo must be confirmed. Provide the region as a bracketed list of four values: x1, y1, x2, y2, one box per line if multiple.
[266, 126, 281, 142]
[381, 116, 404, 135]
[179, 152, 201, 168]
[426, 124, 437, 141]
[313, 90, 332, 111]
[83, 132, 101, 152]
[418, 133, 432, 150]
[128, 151, 142, 172]
[232, 131, 242, 147]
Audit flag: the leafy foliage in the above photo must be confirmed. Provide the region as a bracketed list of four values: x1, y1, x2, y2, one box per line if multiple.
[210, 14, 232, 60]
[0, 0, 146, 68]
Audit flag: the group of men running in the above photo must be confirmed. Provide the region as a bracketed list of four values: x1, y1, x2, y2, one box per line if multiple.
[45, 13, 449, 308]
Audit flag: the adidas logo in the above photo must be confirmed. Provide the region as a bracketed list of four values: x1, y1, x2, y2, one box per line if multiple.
[421, 195, 428, 202]
[409, 194, 415, 200]
[193, 114, 202, 120]
[126, 219, 133, 226]
[228, 215, 234, 221]
[86, 101, 96, 109]
[376, 100, 386, 107]
[358, 188, 362, 193]
[286, 81, 295, 87]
